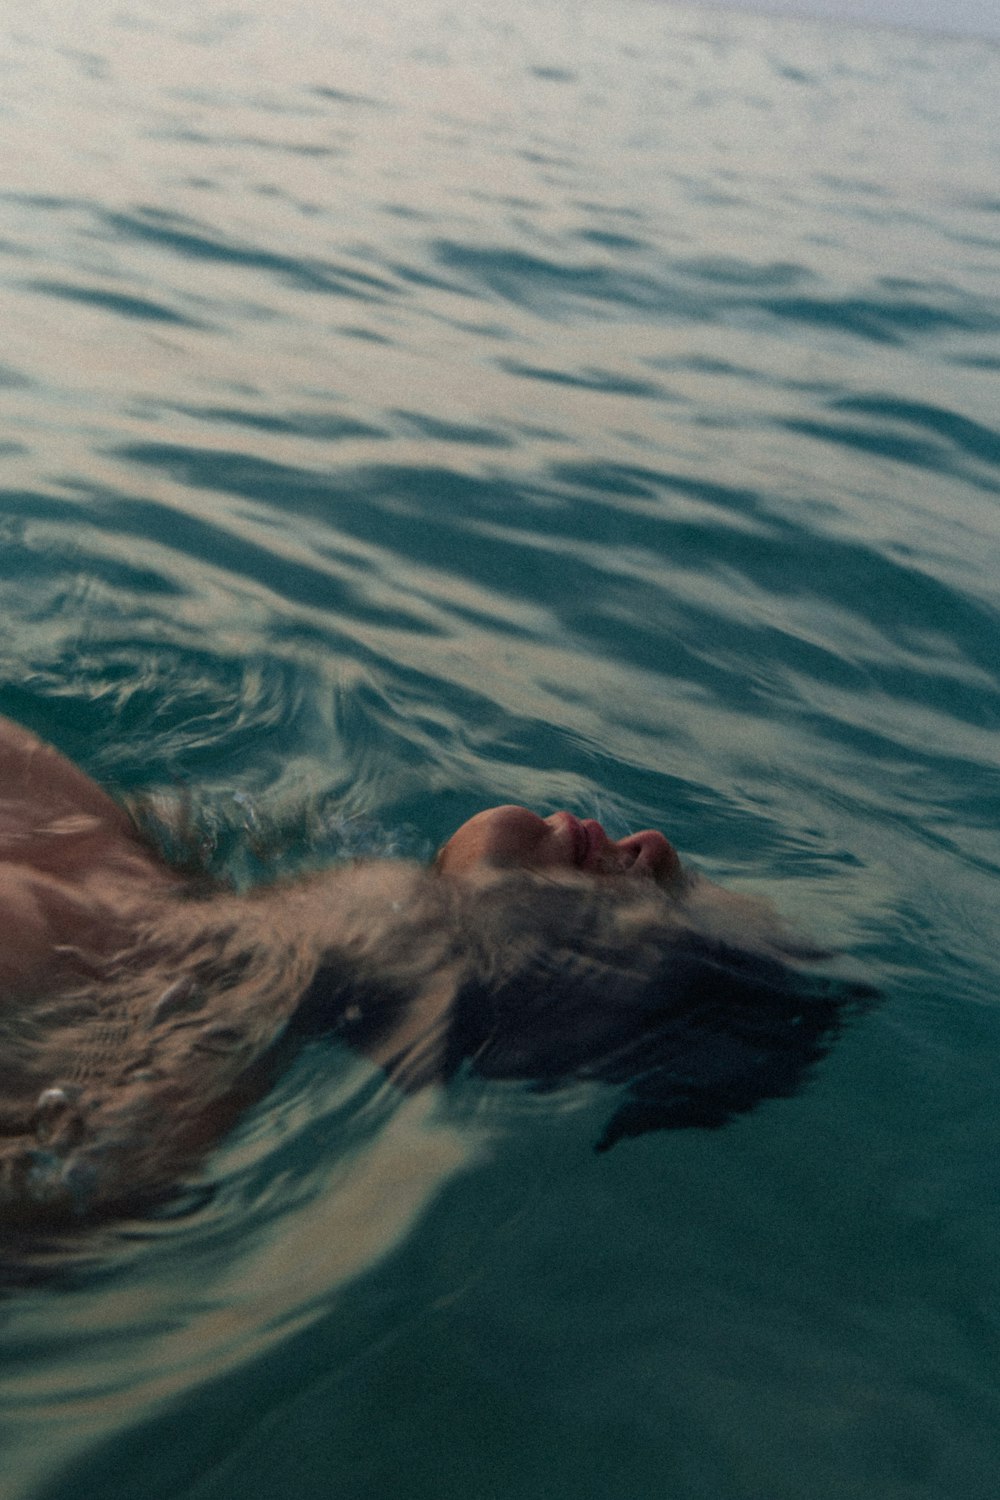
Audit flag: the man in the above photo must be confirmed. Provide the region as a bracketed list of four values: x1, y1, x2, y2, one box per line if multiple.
[0, 715, 859, 1227]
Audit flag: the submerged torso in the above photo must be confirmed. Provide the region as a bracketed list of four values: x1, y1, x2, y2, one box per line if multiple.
[0, 718, 859, 1232]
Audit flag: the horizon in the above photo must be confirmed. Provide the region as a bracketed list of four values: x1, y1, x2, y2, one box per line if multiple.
[674, 0, 1000, 43]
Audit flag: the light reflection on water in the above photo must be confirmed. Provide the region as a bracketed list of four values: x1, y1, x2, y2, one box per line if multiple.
[2, 0, 1000, 1496]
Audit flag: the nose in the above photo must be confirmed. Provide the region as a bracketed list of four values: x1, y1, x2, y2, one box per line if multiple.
[614, 829, 680, 879]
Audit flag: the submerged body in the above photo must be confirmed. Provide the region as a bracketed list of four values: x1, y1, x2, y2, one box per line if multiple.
[0, 716, 862, 1227]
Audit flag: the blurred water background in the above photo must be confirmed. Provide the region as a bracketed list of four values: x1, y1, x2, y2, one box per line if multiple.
[1, 1, 999, 1496]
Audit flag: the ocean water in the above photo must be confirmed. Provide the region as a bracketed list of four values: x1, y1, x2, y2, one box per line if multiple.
[2, 0, 999, 1496]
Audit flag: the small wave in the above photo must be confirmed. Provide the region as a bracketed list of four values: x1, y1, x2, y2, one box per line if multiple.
[101, 206, 398, 301]
[23, 277, 208, 328]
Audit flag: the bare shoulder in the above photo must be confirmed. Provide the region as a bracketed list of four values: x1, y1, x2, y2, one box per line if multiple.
[0, 714, 138, 859]
[0, 860, 85, 998]
[0, 717, 179, 999]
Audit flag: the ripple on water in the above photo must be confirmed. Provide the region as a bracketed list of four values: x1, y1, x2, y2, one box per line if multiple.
[2, 3, 1000, 1499]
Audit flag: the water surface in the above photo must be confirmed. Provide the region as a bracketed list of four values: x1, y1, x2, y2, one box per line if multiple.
[2, 1, 1000, 1497]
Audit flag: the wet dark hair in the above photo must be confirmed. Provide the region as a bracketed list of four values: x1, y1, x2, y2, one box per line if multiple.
[464, 931, 861, 1150]
[0, 859, 872, 1235]
[297, 868, 874, 1152]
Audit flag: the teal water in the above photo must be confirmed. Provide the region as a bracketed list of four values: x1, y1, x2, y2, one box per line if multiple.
[2, 0, 1000, 1496]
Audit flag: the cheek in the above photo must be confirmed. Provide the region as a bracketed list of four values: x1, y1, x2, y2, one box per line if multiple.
[481, 808, 553, 865]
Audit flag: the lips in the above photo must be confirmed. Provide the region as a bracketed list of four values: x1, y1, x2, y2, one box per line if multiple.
[550, 812, 585, 867]
[557, 812, 587, 867]
[578, 818, 608, 870]
[557, 813, 606, 870]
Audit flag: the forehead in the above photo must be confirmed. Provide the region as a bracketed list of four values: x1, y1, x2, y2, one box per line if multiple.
[437, 805, 547, 868]
[456, 805, 541, 834]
